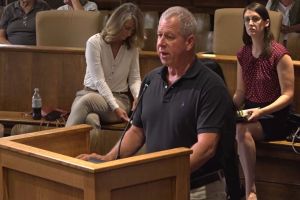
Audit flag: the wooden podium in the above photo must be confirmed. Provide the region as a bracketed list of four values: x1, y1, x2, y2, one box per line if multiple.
[0, 124, 191, 200]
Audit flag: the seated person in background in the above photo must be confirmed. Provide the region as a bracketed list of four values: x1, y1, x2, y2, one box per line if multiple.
[0, 0, 50, 45]
[66, 3, 144, 130]
[234, 2, 294, 200]
[77, 6, 239, 200]
[57, 0, 98, 11]
[266, 0, 300, 43]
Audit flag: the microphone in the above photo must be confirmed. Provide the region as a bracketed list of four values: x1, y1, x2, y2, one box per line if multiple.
[115, 81, 150, 160]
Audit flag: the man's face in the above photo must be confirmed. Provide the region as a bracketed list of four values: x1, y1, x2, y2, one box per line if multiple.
[156, 16, 190, 67]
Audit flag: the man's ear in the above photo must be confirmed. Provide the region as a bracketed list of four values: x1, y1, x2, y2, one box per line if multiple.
[185, 34, 195, 51]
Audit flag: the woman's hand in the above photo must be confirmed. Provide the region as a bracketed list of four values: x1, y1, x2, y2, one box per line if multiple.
[246, 108, 263, 122]
[114, 107, 130, 122]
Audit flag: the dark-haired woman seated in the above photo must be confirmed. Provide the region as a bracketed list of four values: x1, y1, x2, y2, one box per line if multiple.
[233, 2, 294, 200]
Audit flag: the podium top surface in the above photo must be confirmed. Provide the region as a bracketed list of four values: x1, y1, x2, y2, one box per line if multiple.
[0, 125, 192, 173]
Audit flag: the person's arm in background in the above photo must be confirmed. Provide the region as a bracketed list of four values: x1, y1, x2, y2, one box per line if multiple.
[0, 5, 11, 44]
[233, 61, 245, 109]
[70, 0, 84, 10]
[128, 48, 141, 111]
[282, 24, 300, 34]
[84, 1, 98, 11]
[0, 29, 10, 44]
[265, 0, 272, 9]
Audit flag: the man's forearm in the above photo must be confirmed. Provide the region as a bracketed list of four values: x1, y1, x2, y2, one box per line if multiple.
[105, 125, 145, 160]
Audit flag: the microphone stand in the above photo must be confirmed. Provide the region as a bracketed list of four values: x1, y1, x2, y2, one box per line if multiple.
[115, 82, 150, 160]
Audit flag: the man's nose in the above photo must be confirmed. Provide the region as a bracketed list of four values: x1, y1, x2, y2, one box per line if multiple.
[157, 36, 166, 46]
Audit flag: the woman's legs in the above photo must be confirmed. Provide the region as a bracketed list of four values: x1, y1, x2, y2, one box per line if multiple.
[66, 92, 131, 128]
[235, 122, 264, 200]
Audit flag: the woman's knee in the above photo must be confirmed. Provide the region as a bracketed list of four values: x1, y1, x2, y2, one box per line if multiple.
[236, 124, 253, 143]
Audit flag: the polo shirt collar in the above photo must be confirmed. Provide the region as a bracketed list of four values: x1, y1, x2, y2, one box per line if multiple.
[158, 56, 201, 80]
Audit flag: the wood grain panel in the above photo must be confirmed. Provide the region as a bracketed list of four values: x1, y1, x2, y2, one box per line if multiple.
[0, 46, 161, 113]
[0, 45, 86, 112]
[0, 128, 191, 200]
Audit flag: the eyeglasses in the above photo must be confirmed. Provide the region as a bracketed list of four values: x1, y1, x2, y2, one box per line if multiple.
[244, 16, 262, 24]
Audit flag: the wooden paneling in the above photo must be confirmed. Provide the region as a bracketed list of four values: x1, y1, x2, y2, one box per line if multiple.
[0, 45, 86, 112]
[0, 45, 161, 113]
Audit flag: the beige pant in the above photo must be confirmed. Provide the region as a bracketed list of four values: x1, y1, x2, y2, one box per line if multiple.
[190, 177, 227, 200]
[66, 90, 131, 129]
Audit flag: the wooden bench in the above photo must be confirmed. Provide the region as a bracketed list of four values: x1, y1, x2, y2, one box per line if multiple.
[254, 140, 300, 199]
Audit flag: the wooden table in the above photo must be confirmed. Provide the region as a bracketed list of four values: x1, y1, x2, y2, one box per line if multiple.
[0, 111, 65, 127]
[0, 111, 126, 134]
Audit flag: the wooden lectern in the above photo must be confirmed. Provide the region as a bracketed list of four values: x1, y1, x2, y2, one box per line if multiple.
[0, 124, 191, 200]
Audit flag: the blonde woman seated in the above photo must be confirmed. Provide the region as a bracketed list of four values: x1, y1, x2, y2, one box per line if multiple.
[66, 3, 144, 130]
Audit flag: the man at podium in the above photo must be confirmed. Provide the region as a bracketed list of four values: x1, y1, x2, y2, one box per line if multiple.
[78, 6, 238, 200]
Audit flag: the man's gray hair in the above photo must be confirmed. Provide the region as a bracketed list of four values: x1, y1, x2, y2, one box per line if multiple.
[159, 6, 197, 38]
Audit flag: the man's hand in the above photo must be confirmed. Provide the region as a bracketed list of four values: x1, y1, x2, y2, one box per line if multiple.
[76, 153, 106, 161]
[114, 107, 130, 122]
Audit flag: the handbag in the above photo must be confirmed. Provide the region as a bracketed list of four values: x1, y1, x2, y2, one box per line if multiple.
[42, 107, 70, 123]
[285, 113, 300, 154]
[285, 113, 300, 143]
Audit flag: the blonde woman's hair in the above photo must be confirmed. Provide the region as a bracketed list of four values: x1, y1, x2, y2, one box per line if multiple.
[101, 2, 144, 49]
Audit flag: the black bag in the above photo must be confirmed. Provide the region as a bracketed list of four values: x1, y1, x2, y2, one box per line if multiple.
[201, 58, 226, 84]
[286, 113, 300, 143]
